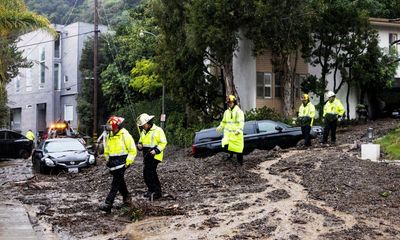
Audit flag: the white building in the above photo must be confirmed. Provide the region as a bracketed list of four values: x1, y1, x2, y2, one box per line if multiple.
[233, 18, 400, 119]
[7, 22, 107, 135]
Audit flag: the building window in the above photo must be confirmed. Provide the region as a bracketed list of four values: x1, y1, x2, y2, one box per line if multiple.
[64, 105, 74, 121]
[295, 74, 307, 98]
[15, 76, 20, 92]
[54, 64, 61, 90]
[275, 72, 283, 98]
[26, 68, 32, 91]
[54, 32, 61, 58]
[256, 72, 272, 98]
[39, 47, 45, 87]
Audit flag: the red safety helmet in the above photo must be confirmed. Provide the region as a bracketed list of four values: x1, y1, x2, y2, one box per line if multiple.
[106, 116, 124, 132]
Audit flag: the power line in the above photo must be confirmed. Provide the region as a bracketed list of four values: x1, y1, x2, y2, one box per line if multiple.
[18, 31, 98, 48]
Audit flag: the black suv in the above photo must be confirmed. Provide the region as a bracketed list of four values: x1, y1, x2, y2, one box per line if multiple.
[192, 120, 323, 158]
[0, 129, 33, 159]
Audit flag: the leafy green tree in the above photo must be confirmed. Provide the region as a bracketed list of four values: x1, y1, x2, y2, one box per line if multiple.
[130, 59, 161, 95]
[352, 35, 399, 118]
[153, 0, 224, 122]
[185, 0, 252, 99]
[78, 35, 113, 134]
[302, 0, 371, 118]
[246, 0, 313, 117]
[25, 0, 140, 26]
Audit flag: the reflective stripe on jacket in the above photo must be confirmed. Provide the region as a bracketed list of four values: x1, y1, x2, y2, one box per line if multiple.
[218, 105, 245, 153]
[299, 102, 316, 126]
[139, 124, 167, 161]
[104, 128, 137, 166]
[323, 98, 345, 117]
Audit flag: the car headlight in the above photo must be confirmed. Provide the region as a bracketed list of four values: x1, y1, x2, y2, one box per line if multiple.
[44, 158, 55, 167]
[88, 155, 95, 164]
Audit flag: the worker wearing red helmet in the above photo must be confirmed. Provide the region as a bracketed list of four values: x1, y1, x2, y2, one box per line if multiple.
[217, 95, 245, 165]
[99, 116, 137, 213]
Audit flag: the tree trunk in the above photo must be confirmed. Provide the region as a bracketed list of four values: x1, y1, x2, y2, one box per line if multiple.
[223, 58, 239, 102]
[346, 67, 352, 120]
[282, 56, 293, 118]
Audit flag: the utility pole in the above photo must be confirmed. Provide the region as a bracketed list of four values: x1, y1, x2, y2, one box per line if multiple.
[93, 0, 99, 143]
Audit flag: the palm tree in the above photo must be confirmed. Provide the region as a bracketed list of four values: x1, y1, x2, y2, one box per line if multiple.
[0, 0, 55, 83]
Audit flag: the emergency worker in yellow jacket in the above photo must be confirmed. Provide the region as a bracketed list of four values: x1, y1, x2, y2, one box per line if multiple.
[26, 129, 35, 141]
[322, 91, 345, 145]
[99, 116, 137, 213]
[217, 95, 245, 165]
[298, 94, 316, 147]
[136, 113, 167, 200]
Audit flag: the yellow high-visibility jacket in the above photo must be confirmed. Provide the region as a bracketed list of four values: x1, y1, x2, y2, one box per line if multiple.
[139, 124, 167, 161]
[323, 98, 345, 117]
[26, 131, 35, 141]
[299, 102, 316, 126]
[218, 105, 245, 153]
[104, 128, 137, 167]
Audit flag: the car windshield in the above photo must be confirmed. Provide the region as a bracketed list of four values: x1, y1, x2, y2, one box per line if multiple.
[44, 140, 85, 153]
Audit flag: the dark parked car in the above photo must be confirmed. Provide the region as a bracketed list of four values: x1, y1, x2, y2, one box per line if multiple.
[0, 129, 33, 159]
[192, 120, 323, 158]
[32, 138, 96, 174]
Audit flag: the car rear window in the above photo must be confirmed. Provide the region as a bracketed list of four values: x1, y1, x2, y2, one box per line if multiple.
[8, 132, 24, 140]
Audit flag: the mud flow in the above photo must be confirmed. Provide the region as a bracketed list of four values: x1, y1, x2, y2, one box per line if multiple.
[0, 119, 399, 239]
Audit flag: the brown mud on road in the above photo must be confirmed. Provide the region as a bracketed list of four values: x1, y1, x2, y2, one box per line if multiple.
[0, 119, 399, 239]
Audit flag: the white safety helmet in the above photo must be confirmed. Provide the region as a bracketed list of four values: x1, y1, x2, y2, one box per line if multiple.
[136, 113, 155, 126]
[326, 91, 336, 98]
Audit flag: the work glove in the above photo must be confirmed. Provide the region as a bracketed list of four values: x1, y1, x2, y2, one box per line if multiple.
[150, 149, 156, 155]
[216, 126, 222, 133]
[234, 130, 241, 135]
[125, 158, 134, 167]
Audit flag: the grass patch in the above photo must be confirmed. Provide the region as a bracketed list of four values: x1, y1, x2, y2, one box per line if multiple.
[375, 128, 400, 160]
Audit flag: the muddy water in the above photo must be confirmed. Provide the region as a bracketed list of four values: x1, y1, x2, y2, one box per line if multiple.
[0, 159, 33, 185]
[125, 150, 359, 239]
[0, 119, 398, 239]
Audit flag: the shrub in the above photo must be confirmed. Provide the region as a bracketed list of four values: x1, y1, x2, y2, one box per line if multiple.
[245, 106, 282, 121]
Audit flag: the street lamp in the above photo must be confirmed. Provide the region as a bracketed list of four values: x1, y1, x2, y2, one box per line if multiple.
[139, 30, 165, 128]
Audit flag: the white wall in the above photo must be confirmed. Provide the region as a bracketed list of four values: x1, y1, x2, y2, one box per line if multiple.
[375, 26, 400, 77]
[233, 31, 256, 112]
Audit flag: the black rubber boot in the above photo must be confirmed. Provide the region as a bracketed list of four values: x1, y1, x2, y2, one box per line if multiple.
[99, 203, 112, 213]
[122, 194, 132, 207]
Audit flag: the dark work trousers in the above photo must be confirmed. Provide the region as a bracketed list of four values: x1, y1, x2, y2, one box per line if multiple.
[105, 167, 129, 205]
[301, 125, 312, 147]
[143, 155, 161, 197]
[323, 120, 338, 143]
[223, 145, 243, 165]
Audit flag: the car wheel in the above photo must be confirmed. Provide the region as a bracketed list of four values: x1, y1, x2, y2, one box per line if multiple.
[19, 149, 30, 159]
[39, 162, 49, 174]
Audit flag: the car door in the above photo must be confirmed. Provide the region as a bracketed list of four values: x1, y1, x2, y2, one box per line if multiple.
[0, 131, 8, 158]
[7, 131, 24, 158]
[257, 121, 284, 150]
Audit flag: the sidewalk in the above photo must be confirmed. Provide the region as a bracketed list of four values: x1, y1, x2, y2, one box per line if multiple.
[0, 202, 37, 240]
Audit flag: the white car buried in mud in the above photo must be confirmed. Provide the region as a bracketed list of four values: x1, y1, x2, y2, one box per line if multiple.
[32, 138, 96, 174]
